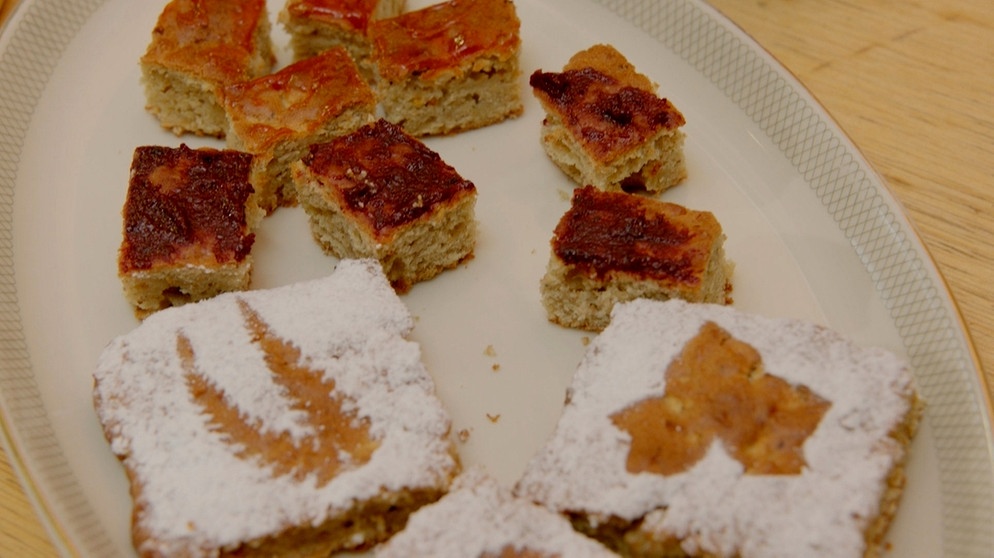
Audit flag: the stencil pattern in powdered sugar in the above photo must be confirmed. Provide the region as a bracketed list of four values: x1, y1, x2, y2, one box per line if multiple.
[92, 259, 458, 556]
[514, 297, 919, 558]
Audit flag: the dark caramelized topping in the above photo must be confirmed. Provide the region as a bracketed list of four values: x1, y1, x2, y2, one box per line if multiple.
[552, 186, 717, 284]
[529, 67, 685, 161]
[369, 0, 520, 80]
[120, 145, 255, 272]
[285, 0, 379, 31]
[302, 119, 475, 234]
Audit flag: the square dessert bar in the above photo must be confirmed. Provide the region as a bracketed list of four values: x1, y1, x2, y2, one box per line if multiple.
[540, 185, 732, 331]
[95, 260, 461, 556]
[222, 47, 377, 213]
[118, 144, 264, 318]
[140, 0, 275, 137]
[530, 44, 687, 193]
[515, 298, 923, 558]
[368, 0, 523, 136]
[292, 119, 477, 292]
[279, 0, 406, 81]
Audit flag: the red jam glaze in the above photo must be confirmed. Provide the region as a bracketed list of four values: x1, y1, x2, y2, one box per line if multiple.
[301, 120, 476, 235]
[120, 144, 256, 272]
[551, 186, 717, 285]
[530, 67, 685, 161]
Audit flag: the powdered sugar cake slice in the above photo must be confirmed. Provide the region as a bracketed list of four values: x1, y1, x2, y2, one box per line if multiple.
[514, 298, 923, 558]
[375, 465, 616, 557]
[93, 259, 460, 557]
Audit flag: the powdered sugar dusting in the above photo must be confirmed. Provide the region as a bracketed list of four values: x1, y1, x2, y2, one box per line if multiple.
[375, 465, 616, 557]
[514, 298, 919, 558]
[93, 259, 458, 556]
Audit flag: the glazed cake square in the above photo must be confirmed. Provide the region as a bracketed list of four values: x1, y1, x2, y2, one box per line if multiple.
[222, 47, 377, 213]
[375, 466, 616, 557]
[368, 0, 524, 136]
[291, 119, 477, 292]
[118, 144, 264, 318]
[540, 186, 732, 331]
[530, 44, 687, 193]
[140, 0, 275, 137]
[515, 298, 923, 558]
[278, 0, 406, 81]
[95, 259, 461, 557]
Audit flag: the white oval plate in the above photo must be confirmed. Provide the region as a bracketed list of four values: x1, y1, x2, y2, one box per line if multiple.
[1, 0, 992, 556]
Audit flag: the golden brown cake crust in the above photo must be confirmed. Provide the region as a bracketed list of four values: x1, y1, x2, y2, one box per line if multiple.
[551, 186, 720, 289]
[119, 144, 256, 274]
[299, 119, 476, 238]
[222, 47, 376, 154]
[369, 0, 521, 81]
[141, 0, 273, 83]
[563, 44, 656, 91]
[529, 63, 685, 164]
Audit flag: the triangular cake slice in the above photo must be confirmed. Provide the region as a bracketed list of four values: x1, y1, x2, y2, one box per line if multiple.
[94, 259, 460, 556]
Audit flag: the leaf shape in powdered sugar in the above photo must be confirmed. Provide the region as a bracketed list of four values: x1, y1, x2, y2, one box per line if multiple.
[179, 298, 380, 487]
[611, 320, 830, 476]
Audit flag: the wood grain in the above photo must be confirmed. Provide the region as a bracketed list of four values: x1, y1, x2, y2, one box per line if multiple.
[1, 0, 991, 555]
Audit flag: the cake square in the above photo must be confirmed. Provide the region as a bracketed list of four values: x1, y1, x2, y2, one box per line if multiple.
[291, 119, 478, 292]
[368, 0, 524, 136]
[530, 44, 687, 193]
[278, 0, 406, 82]
[515, 298, 923, 558]
[118, 144, 264, 318]
[140, 0, 276, 137]
[94, 259, 461, 556]
[221, 46, 377, 213]
[375, 465, 616, 557]
[540, 185, 732, 331]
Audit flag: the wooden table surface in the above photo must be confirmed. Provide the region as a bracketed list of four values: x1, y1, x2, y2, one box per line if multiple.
[1, 0, 992, 555]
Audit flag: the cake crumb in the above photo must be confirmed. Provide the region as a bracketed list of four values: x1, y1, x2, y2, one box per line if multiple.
[457, 429, 471, 443]
[491, 363, 501, 372]
[581, 336, 591, 346]
[486, 413, 501, 423]
[484, 345, 497, 357]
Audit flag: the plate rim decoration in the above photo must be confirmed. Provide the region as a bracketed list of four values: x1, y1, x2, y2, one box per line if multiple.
[0, 0, 991, 556]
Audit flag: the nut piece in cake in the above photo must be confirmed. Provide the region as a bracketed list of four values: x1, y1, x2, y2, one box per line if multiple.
[222, 47, 377, 213]
[540, 185, 732, 331]
[118, 144, 264, 318]
[530, 44, 687, 193]
[94, 259, 461, 557]
[278, 0, 406, 81]
[515, 298, 924, 558]
[368, 0, 524, 136]
[292, 119, 478, 292]
[375, 465, 616, 558]
[140, 0, 276, 137]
